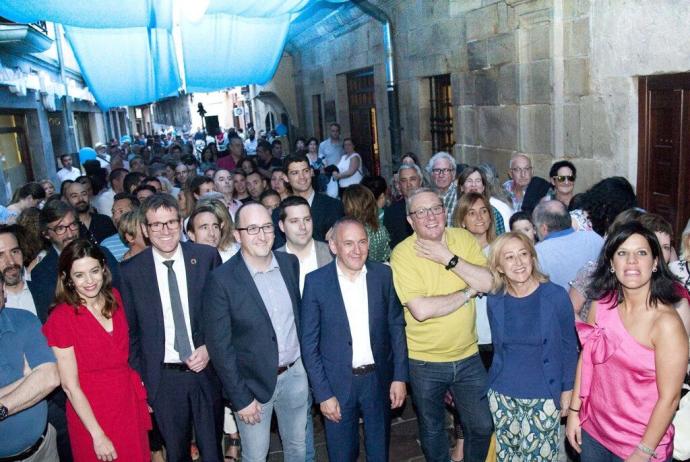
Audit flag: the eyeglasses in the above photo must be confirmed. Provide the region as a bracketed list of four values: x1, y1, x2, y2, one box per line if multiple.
[147, 219, 181, 232]
[510, 167, 532, 174]
[236, 224, 275, 235]
[408, 204, 444, 219]
[431, 168, 453, 176]
[553, 175, 575, 183]
[47, 221, 79, 235]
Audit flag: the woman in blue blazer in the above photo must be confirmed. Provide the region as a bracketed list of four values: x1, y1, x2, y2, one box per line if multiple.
[485, 232, 578, 461]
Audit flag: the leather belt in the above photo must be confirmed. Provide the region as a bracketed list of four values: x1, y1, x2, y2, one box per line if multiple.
[277, 360, 297, 376]
[0, 424, 48, 462]
[162, 362, 192, 372]
[352, 364, 376, 376]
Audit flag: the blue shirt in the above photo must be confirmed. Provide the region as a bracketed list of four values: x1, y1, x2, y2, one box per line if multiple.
[101, 233, 129, 262]
[536, 228, 603, 291]
[0, 308, 56, 456]
[490, 285, 551, 399]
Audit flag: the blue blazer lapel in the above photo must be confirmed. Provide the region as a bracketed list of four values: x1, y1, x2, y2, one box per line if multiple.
[328, 261, 353, 343]
[141, 248, 165, 340]
[181, 244, 199, 330]
[365, 262, 378, 346]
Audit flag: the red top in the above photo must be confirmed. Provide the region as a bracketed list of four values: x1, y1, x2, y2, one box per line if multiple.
[43, 289, 151, 462]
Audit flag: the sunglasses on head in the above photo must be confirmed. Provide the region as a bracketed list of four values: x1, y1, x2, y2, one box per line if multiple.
[553, 175, 575, 183]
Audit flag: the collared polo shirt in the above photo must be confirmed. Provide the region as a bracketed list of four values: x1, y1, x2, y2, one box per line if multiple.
[0, 308, 55, 456]
[245, 253, 300, 366]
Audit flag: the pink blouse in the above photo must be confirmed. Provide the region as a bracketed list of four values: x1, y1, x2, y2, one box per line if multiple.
[577, 296, 673, 460]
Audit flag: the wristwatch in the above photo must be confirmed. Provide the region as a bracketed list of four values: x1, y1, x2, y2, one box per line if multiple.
[445, 254, 459, 271]
[0, 402, 8, 421]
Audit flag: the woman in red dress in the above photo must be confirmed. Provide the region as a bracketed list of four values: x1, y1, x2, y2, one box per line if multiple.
[43, 239, 151, 461]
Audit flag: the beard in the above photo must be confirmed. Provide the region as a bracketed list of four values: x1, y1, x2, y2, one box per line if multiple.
[2, 264, 22, 286]
[74, 201, 90, 213]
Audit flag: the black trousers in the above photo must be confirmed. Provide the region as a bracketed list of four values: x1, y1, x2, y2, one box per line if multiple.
[152, 368, 224, 462]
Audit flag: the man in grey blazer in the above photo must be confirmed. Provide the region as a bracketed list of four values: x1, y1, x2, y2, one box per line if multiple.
[277, 196, 333, 294]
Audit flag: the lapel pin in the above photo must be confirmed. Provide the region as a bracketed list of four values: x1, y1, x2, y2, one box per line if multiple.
[191, 258, 197, 265]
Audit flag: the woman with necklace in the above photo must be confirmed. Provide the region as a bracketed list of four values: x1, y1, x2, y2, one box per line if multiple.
[43, 239, 150, 461]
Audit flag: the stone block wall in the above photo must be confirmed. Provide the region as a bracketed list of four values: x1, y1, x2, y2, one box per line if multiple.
[283, 0, 690, 190]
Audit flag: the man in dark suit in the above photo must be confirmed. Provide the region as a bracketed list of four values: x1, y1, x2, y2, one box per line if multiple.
[300, 217, 409, 461]
[120, 194, 223, 462]
[385, 163, 421, 249]
[203, 202, 310, 462]
[272, 153, 343, 248]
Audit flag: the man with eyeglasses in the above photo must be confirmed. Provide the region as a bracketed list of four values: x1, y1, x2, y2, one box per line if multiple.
[426, 152, 459, 226]
[119, 193, 224, 462]
[390, 188, 494, 462]
[203, 202, 309, 462]
[27, 200, 121, 462]
[502, 153, 550, 214]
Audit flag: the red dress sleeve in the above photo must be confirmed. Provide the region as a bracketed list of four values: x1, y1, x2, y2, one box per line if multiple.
[42, 303, 77, 349]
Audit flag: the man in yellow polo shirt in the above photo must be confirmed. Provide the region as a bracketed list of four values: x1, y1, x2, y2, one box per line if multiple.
[390, 187, 494, 462]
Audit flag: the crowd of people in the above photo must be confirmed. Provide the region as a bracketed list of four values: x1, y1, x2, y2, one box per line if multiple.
[0, 121, 689, 462]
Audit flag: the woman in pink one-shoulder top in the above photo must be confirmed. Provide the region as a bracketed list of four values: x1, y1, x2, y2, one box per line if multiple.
[566, 222, 688, 461]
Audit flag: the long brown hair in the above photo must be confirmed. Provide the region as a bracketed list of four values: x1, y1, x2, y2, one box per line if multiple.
[342, 184, 379, 230]
[453, 192, 496, 244]
[54, 239, 117, 318]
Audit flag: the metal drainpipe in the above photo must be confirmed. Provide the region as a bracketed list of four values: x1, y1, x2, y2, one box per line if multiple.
[351, 0, 402, 169]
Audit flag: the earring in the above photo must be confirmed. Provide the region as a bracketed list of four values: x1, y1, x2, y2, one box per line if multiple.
[652, 267, 658, 273]
[610, 267, 615, 273]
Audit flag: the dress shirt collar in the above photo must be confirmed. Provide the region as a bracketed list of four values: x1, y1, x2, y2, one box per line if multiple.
[243, 252, 279, 277]
[335, 258, 368, 280]
[306, 189, 316, 207]
[152, 243, 183, 266]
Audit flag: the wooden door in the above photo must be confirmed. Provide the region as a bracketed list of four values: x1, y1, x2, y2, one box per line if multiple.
[347, 68, 380, 176]
[638, 75, 690, 244]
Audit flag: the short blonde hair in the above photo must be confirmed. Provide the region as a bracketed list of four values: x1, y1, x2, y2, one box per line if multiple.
[117, 209, 143, 245]
[488, 231, 548, 293]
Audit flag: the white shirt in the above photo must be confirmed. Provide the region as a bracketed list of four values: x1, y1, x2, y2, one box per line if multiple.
[92, 188, 115, 217]
[285, 240, 319, 295]
[57, 166, 81, 183]
[336, 260, 375, 368]
[219, 243, 240, 263]
[152, 245, 194, 363]
[6, 271, 36, 316]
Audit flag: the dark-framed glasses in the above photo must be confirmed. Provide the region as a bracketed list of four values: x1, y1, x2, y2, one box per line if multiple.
[431, 168, 453, 176]
[147, 219, 181, 232]
[48, 221, 79, 235]
[236, 224, 275, 235]
[408, 204, 444, 219]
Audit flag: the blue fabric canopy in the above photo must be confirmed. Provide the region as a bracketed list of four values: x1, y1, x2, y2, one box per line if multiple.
[0, 0, 330, 108]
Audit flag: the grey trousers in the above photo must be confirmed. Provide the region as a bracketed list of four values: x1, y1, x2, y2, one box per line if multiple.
[21, 424, 59, 462]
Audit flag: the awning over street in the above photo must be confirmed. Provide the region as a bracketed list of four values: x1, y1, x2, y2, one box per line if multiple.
[0, 0, 344, 108]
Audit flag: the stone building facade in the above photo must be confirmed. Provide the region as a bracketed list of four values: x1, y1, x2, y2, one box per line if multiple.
[276, 0, 690, 193]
